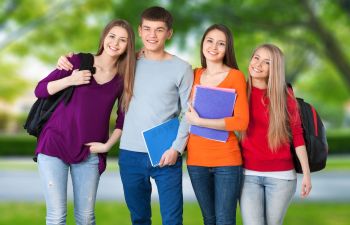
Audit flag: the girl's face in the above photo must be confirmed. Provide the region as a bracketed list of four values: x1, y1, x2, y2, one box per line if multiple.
[103, 26, 128, 57]
[249, 48, 271, 82]
[202, 29, 227, 63]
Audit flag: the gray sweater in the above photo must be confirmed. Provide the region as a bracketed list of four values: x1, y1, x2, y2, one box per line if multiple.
[120, 55, 193, 153]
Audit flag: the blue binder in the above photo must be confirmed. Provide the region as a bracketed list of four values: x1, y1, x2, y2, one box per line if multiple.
[190, 85, 236, 142]
[142, 118, 180, 167]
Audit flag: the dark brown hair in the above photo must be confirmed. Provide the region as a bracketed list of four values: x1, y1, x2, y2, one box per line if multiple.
[96, 19, 136, 111]
[140, 6, 173, 29]
[200, 24, 239, 69]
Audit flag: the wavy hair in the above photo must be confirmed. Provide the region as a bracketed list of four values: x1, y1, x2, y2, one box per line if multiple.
[96, 19, 136, 111]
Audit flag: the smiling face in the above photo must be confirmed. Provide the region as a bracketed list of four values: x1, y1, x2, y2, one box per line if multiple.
[103, 26, 128, 57]
[138, 19, 172, 53]
[249, 47, 271, 83]
[202, 29, 227, 64]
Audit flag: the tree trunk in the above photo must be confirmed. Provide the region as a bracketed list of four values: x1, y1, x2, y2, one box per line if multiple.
[301, 0, 350, 87]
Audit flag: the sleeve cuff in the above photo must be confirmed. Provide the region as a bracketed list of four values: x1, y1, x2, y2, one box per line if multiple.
[293, 134, 305, 148]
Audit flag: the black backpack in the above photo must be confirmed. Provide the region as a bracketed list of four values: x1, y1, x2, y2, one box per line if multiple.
[24, 53, 95, 137]
[288, 84, 328, 173]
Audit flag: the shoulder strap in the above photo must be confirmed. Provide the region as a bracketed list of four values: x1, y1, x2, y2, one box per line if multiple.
[78, 52, 96, 74]
[63, 53, 96, 104]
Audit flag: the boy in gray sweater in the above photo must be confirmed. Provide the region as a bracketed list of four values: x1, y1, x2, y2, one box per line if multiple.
[118, 7, 193, 225]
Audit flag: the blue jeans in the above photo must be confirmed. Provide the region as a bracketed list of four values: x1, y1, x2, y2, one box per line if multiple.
[240, 175, 297, 225]
[37, 153, 100, 225]
[118, 149, 183, 225]
[187, 165, 242, 225]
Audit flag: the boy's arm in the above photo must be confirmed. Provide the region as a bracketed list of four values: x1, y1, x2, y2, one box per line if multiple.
[159, 65, 193, 167]
[171, 65, 194, 154]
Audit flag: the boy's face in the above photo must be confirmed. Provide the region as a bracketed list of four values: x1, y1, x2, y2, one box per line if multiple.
[138, 19, 173, 53]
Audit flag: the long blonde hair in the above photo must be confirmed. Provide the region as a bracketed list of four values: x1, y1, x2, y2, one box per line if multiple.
[96, 19, 136, 111]
[247, 44, 290, 151]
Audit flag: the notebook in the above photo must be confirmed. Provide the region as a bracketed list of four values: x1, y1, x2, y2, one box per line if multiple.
[142, 118, 180, 167]
[190, 85, 236, 142]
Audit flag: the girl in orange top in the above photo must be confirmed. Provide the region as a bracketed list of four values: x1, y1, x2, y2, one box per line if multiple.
[185, 24, 249, 225]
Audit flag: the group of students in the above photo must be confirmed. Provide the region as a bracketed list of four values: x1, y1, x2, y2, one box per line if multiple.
[34, 5, 312, 225]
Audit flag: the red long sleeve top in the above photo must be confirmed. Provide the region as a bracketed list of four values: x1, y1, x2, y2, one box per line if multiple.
[241, 86, 305, 171]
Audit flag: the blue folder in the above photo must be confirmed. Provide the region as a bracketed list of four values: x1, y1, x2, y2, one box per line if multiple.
[142, 118, 180, 167]
[190, 85, 236, 142]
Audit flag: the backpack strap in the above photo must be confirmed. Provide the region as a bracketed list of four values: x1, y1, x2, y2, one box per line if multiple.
[63, 53, 96, 104]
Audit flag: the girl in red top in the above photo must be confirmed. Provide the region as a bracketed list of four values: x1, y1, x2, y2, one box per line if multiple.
[185, 24, 249, 225]
[240, 44, 312, 225]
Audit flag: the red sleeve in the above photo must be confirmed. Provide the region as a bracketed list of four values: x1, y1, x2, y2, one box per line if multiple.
[287, 88, 305, 147]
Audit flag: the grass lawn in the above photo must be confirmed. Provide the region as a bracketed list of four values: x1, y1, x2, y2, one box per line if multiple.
[0, 202, 349, 225]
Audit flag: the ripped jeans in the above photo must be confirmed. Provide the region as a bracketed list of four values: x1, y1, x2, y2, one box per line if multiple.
[37, 153, 100, 225]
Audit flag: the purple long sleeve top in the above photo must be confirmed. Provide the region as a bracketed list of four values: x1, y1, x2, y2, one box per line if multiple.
[34, 54, 124, 174]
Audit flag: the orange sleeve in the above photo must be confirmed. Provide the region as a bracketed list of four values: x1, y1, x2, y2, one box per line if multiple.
[224, 70, 249, 131]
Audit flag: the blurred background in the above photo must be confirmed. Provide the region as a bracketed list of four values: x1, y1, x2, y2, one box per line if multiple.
[0, 0, 349, 224]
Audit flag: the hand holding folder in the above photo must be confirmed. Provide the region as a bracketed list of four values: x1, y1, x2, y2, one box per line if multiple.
[190, 85, 237, 142]
[142, 118, 180, 167]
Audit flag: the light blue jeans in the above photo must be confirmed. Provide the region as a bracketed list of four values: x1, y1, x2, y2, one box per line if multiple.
[37, 153, 100, 225]
[240, 175, 297, 225]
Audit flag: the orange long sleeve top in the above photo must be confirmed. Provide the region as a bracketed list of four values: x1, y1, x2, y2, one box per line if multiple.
[186, 68, 249, 167]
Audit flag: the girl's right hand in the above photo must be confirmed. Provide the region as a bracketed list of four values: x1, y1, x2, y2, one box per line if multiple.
[57, 52, 74, 71]
[67, 69, 92, 86]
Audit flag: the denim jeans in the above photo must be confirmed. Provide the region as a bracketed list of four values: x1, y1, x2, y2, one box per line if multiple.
[37, 153, 100, 225]
[118, 149, 183, 225]
[240, 175, 297, 225]
[187, 165, 242, 225]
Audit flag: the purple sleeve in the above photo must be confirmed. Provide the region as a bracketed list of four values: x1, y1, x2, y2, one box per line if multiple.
[34, 54, 81, 98]
[115, 80, 125, 130]
[115, 103, 125, 130]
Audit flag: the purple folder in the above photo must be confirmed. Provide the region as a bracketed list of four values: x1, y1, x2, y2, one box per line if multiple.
[190, 85, 236, 142]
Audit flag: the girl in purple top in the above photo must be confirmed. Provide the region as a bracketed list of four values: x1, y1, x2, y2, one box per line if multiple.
[35, 19, 136, 225]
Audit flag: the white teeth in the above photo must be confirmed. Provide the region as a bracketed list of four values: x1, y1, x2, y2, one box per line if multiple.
[253, 68, 261, 72]
[109, 46, 118, 51]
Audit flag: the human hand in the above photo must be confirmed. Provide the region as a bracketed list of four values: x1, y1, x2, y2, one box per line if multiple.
[185, 103, 200, 126]
[300, 174, 312, 198]
[67, 69, 92, 86]
[85, 142, 110, 153]
[159, 148, 179, 167]
[57, 52, 74, 70]
[136, 47, 145, 59]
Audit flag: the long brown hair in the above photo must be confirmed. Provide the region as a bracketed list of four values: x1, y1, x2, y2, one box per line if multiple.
[247, 44, 290, 150]
[96, 19, 136, 111]
[200, 24, 239, 69]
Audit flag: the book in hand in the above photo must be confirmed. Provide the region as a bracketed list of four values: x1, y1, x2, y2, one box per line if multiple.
[190, 85, 236, 142]
[142, 118, 180, 167]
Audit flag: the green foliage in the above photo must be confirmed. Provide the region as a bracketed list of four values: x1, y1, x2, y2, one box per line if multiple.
[0, 135, 37, 156]
[327, 129, 350, 153]
[0, 0, 350, 127]
[0, 61, 30, 102]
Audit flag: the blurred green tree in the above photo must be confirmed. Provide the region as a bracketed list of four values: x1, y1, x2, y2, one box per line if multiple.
[0, 0, 349, 126]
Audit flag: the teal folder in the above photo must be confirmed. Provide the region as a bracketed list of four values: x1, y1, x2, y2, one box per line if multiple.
[142, 118, 180, 167]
